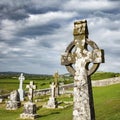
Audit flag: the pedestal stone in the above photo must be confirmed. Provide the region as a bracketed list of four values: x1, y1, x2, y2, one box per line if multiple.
[47, 97, 57, 108]
[20, 101, 38, 119]
[53, 71, 60, 97]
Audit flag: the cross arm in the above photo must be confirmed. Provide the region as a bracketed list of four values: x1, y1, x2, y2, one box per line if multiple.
[92, 49, 104, 63]
[61, 52, 76, 65]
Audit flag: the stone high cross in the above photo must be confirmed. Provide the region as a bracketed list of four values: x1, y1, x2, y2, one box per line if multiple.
[61, 20, 104, 120]
[18, 73, 25, 101]
[53, 72, 60, 96]
[53, 71, 59, 86]
[26, 81, 36, 102]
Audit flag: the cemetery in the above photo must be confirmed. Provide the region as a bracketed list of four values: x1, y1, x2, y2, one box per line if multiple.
[0, 20, 120, 120]
[0, 71, 120, 120]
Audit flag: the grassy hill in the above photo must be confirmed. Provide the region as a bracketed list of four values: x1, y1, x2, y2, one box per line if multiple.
[0, 84, 119, 120]
[0, 71, 120, 94]
[0, 72, 119, 120]
[91, 72, 120, 80]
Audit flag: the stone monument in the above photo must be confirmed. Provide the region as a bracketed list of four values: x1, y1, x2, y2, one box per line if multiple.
[20, 81, 38, 119]
[47, 82, 57, 108]
[18, 73, 25, 101]
[61, 20, 104, 120]
[6, 90, 21, 110]
[53, 71, 59, 96]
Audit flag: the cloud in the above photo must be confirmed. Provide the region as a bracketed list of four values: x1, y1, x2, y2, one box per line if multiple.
[62, 0, 119, 11]
[0, 0, 120, 74]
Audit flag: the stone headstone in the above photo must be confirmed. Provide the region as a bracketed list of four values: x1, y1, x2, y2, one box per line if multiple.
[20, 81, 38, 119]
[47, 82, 57, 108]
[20, 101, 38, 119]
[6, 90, 21, 110]
[61, 20, 104, 120]
[18, 73, 25, 101]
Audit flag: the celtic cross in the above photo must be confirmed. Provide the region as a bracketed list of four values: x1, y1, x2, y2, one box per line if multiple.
[61, 20, 104, 120]
[18, 73, 25, 101]
[26, 81, 36, 102]
[53, 71, 59, 96]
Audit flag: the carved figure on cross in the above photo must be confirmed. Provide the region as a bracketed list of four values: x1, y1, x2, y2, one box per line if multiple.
[26, 81, 36, 102]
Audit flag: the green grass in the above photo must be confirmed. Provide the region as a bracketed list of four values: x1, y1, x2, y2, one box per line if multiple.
[1, 72, 120, 94]
[0, 84, 119, 120]
[91, 72, 120, 80]
[93, 84, 120, 120]
[0, 78, 53, 94]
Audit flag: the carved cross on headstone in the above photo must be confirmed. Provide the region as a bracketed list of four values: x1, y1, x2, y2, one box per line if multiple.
[61, 20, 104, 120]
[26, 81, 36, 102]
[18, 73, 25, 101]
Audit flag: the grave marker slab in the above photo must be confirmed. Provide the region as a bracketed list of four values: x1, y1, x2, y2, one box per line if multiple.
[6, 90, 21, 110]
[20, 81, 38, 119]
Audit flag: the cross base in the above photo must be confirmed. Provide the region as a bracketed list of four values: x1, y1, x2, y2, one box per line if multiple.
[20, 113, 39, 120]
[20, 101, 39, 119]
[47, 97, 58, 108]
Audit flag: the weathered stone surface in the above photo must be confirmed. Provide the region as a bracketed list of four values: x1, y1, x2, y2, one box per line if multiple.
[92, 77, 120, 86]
[61, 19, 104, 120]
[6, 90, 21, 110]
[26, 81, 36, 102]
[20, 101, 38, 119]
[46, 82, 58, 108]
[47, 97, 57, 108]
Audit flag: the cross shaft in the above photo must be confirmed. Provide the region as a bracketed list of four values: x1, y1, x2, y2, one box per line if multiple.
[61, 20, 104, 120]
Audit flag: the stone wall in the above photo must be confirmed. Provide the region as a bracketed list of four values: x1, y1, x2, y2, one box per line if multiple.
[92, 77, 120, 87]
[1, 77, 120, 99]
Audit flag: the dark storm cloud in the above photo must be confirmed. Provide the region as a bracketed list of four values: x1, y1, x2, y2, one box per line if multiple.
[0, 0, 63, 21]
[0, 0, 29, 20]
[0, 0, 120, 74]
[17, 23, 60, 37]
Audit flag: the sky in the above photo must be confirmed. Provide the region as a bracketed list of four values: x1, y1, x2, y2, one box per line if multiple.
[0, 0, 120, 75]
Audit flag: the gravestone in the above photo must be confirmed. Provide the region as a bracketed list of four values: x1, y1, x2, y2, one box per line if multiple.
[61, 20, 104, 120]
[47, 82, 57, 108]
[6, 90, 21, 110]
[26, 81, 36, 102]
[53, 71, 59, 96]
[20, 81, 38, 119]
[18, 73, 25, 101]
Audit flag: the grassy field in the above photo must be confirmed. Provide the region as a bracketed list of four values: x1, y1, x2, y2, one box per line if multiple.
[0, 84, 120, 120]
[0, 72, 120, 94]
